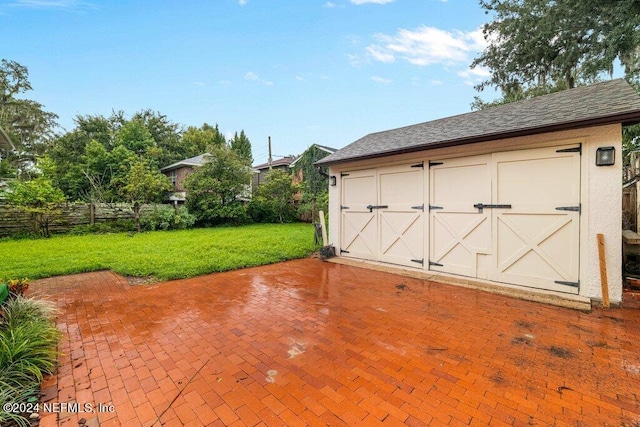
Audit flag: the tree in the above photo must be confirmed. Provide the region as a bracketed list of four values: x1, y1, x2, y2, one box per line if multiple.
[131, 110, 185, 168]
[3, 177, 65, 237]
[252, 169, 299, 223]
[0, 59, 58, 175]
[471, 0, 640, 98]
[181, 125, 217, 156]
[230, 130, 253, 164]
[118, 159, 172, 232]
[291, 145, 332, 221]
[202, 123, 227, 148]
[114, 119, 156, 157]
[184, 146, 252, 225]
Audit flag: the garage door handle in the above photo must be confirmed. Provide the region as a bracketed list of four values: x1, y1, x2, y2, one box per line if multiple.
[366, 205, 389, 212]
[474, 203, 512, 212]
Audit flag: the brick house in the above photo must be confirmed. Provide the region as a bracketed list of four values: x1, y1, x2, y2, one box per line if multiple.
[160, 153, 210, 204]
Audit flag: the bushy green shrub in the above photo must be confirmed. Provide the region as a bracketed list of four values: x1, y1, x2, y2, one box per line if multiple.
[68, 219, 137, 235]
[139, 205, 196, 231]
[248, 196, 297, 223]
[0, 296, 60, 427]
[172, 206, 197, 229]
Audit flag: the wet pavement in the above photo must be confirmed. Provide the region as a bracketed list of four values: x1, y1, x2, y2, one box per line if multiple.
[31, 258, 640, 426]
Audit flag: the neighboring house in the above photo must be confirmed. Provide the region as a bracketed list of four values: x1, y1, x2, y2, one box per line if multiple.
[252, 156, 295, 192]
[160, 153, 210, 204]
[317, 78, 640, 306]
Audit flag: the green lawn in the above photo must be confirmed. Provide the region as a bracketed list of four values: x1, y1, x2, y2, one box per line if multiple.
[0, 223, 317, 281]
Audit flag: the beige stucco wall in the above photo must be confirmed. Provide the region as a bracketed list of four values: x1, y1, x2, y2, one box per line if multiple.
[328, 124, 623, 303]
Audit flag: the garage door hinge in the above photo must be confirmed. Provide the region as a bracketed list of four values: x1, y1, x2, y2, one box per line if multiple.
[340, 173, 350, 177]
[340, 205, 350, 210]
[428, 161, 444, 168]
[411, 162, 424, 168]
[411, 259, 424, 265]
[556, 145, 582, 154]
[429, 261, 443, 267]
[555, 204, 581, 213]
[340, 249, 350, 254]
[554, 280, 579, 288]
[411, 204, 424, 211]
[429, 205, 443, 211]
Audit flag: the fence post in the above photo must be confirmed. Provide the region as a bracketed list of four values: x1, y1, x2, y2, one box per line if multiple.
[90, 203, 95, 225]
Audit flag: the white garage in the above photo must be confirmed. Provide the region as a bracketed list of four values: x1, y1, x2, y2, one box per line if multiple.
[317, 79, 640, 305]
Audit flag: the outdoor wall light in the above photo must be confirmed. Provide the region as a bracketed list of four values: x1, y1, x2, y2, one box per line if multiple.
[330, 176, 337, 186]
[596, 146, 615, 166]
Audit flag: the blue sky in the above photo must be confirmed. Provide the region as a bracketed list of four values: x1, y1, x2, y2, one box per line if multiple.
[2, 0, 495, 165]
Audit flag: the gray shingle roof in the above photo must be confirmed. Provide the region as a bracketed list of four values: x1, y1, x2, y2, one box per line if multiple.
[160, 153, 211, 171]
[317, 79, 640, 166]
[253, 156, 296, 170]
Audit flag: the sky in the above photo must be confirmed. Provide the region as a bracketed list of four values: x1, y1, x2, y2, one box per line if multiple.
[1, 0, 496, 165]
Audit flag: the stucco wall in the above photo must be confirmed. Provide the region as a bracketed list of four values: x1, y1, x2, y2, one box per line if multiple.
[328, 124, 623, 302]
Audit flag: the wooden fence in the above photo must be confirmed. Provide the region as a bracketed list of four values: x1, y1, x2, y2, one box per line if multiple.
[0, 202, 156, 237]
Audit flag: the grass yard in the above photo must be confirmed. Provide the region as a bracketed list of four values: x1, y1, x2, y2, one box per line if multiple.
[0, 223, 317, 281]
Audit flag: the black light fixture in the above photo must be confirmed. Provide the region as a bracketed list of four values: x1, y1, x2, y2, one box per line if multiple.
[330, 176, 337, 186]
[596, 146, 615, 166]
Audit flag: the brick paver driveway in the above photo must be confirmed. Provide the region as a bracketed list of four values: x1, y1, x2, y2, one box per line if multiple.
[31, 258, 640, 426]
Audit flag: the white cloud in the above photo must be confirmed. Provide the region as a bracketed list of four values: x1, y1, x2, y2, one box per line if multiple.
[238, 0, 248, 5]
[371, 76, 392, 85]
[192, 82, 205, 87]
[458, 66, 491, 85]
[366, 25, 486, 67]
[350, 0, 394, 4]
[366, 46, 395, 63]
[244, 72, 258, 81]
[430, 79, 443, 85]
[295, 75, 304, 81]
[323, 1, 336, 7]
[8, 0, 93, 9]
[244, 71, 273, 86]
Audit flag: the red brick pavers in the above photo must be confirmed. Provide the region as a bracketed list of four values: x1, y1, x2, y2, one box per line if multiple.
[30, 259, 640, 426]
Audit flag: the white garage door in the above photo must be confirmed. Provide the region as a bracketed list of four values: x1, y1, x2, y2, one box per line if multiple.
[341, 163, 424, 268]
[429, 145, 581, 294]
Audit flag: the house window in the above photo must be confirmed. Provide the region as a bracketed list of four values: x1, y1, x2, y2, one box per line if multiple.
[169, 170, 177, 189]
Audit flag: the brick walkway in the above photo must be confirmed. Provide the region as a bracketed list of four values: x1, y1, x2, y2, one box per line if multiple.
[30, 258, 640, 426]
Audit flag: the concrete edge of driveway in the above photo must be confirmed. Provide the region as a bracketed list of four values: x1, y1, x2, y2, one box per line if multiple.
[328, 257, 593, 311]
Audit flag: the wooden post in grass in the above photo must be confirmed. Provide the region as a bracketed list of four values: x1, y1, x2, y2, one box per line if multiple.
[319, 210, 328, 246]
[597, 233, 610, 308]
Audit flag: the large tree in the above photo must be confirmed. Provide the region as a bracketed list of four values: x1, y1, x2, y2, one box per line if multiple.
[0, 59, 58, 175]
[470, 0, 640, 164]
[230, 130, 253, 164]
[472, 0, 640, 98]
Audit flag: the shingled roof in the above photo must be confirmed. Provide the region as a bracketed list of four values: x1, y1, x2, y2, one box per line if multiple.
[160, 153, 211, 172]
[317, 79, 640, 166]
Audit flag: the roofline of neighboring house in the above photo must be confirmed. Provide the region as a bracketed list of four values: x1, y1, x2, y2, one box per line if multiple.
[161, 161, 202, 172]
[317, 111, 640, 167]
[253, 157, 295, 170]
[160, 153, 212, 172]
[0, 127, 15, 151]
[289, 144, 337, 168]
